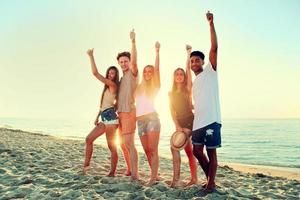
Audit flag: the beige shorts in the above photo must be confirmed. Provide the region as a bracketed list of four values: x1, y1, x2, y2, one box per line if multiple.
[118, 109, 136, 135]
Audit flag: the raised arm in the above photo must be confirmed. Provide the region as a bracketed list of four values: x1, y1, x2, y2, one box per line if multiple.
[87, 48, 117, 88]
[154, 41, 161, 88]
[207, 11, 218, 70]
[130, 29, 138, 76]
[185, 45, 192, 93]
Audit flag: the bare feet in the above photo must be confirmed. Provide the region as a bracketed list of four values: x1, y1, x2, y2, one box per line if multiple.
[185, 179, 198, 187]
[145, 179, 157, 187]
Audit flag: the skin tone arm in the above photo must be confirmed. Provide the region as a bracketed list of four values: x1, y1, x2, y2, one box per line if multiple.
[86, 48, 117, 92]
[154, 41, 161, 89]
[168, 93, 183, 132]
[130, 29, 138, 76]
[86, 48, 117, 125]
[185, 44, 194, 111]
[185, 44, 192, 93]
[207, 11, 218, 70]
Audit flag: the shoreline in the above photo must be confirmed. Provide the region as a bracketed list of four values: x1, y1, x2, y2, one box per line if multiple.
[1, 127, 300, 199]
[1, 127, 300, 181]
[220, 162, 300, 181]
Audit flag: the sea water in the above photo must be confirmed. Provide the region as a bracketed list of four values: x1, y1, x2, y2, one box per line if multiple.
[1, 117, 299, 169]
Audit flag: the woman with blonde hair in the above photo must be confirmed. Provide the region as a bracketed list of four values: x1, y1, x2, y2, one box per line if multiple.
[135, 41, 161, 186]
[168, 45, 198, 187]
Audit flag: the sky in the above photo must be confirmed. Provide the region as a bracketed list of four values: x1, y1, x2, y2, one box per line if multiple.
[1, 0, 300, 122]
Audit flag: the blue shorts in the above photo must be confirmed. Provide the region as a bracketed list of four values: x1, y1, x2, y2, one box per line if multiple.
[192, 122, 222, 149]
[137, 112, 161, 137]
[101, 107, 118, 125]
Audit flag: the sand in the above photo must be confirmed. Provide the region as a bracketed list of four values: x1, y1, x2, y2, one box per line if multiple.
[0, 128, 299, 199]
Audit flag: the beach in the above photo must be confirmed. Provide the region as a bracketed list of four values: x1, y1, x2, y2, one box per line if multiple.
[1, 128, 299, 199]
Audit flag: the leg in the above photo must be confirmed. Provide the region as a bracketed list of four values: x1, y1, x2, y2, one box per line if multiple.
[83, 123, 106, 173]
[170, 147, 181, 188]
[145, 131, 160, 186]
[206, 149, 218, 191]
[119, 131, 131, 176]
[193, 144, 209, 179]
[105, 124, 118, 176]
[123, 133, 139, 180]
[140, 134, 152, 168]
[184, 139, 198, 186]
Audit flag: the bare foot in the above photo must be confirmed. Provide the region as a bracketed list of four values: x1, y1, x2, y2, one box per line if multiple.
[145, 179, 157, 187]
[82, 166, 90, 175]
[170, 180, 179, 188]
[202, 181, 216, 188]
[107, 171, 115, 177]
[130, 175, 139, 182]
[185, 179, 198, 187]
[156, 176, 162, 181]
[124, 170, 131, 176]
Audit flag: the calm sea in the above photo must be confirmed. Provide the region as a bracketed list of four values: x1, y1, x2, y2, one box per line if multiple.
[1, 117, 299, 169]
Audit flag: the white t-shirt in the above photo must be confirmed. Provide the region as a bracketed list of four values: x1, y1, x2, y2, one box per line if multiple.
[192, 62, 221, 130]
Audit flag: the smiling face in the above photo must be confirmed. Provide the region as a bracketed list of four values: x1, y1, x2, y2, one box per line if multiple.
[190, 56, 204, 75]
[143, 65, 154, 81]
[174, 68, 185, 84]
[108, 69, 117, 81]
[118, 56, 130, 72]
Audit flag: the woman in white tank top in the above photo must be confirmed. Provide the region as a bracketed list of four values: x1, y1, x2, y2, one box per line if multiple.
[135, 41, 161, 186]
[83, 48, 130, 176]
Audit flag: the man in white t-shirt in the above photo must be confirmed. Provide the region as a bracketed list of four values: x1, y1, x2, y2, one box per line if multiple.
[191, 11, 221, 193]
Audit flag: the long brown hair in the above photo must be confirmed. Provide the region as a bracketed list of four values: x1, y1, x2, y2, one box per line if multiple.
[136, 65, 158, 99]
[100, 66, 119, 108]
[170, 68, 190, 105]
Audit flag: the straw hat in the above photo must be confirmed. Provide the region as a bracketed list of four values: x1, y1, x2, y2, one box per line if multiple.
[170, 131, 188, 151]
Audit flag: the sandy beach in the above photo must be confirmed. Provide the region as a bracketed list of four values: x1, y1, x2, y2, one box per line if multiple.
[1, 128, 299, 199]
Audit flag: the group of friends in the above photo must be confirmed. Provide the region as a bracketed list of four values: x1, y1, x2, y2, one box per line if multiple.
[83, 11, 221, 193]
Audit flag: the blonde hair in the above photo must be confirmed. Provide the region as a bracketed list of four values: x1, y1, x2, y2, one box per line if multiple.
[136, 65, 158, 99]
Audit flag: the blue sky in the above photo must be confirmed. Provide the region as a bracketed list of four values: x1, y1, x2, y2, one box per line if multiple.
[0, 0, 299, 121]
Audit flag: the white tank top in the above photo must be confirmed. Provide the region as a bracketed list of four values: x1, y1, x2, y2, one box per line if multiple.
[136, 93, 156, 117]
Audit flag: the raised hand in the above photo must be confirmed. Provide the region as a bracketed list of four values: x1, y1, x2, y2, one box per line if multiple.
[206, 11, 214, 24]
[87, 48, 94, 57]
[130, 29, 136, 42]
[155, 41, 160, 52]
[186, 44, 192, 54]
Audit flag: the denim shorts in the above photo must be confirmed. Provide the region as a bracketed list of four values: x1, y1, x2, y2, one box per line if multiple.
[137, 112, 161, 137]
[192, 122, 222, 149]
[101, 107, 118, 125]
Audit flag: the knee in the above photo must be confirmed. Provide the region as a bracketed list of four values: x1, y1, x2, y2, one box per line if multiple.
[148, 148, 157, 157]
[108, 143, 117, 153]
[193, 148, 203, 159]
[85, 136, 93, 145]
[124, 141, 132, 150]
[120, 143, 127, 151]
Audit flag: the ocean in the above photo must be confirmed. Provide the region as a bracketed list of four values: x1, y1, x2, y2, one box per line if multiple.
[1, 117, 299, 169]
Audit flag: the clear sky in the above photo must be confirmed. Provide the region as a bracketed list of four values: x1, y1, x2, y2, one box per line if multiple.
[1, 0, 300, 121]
